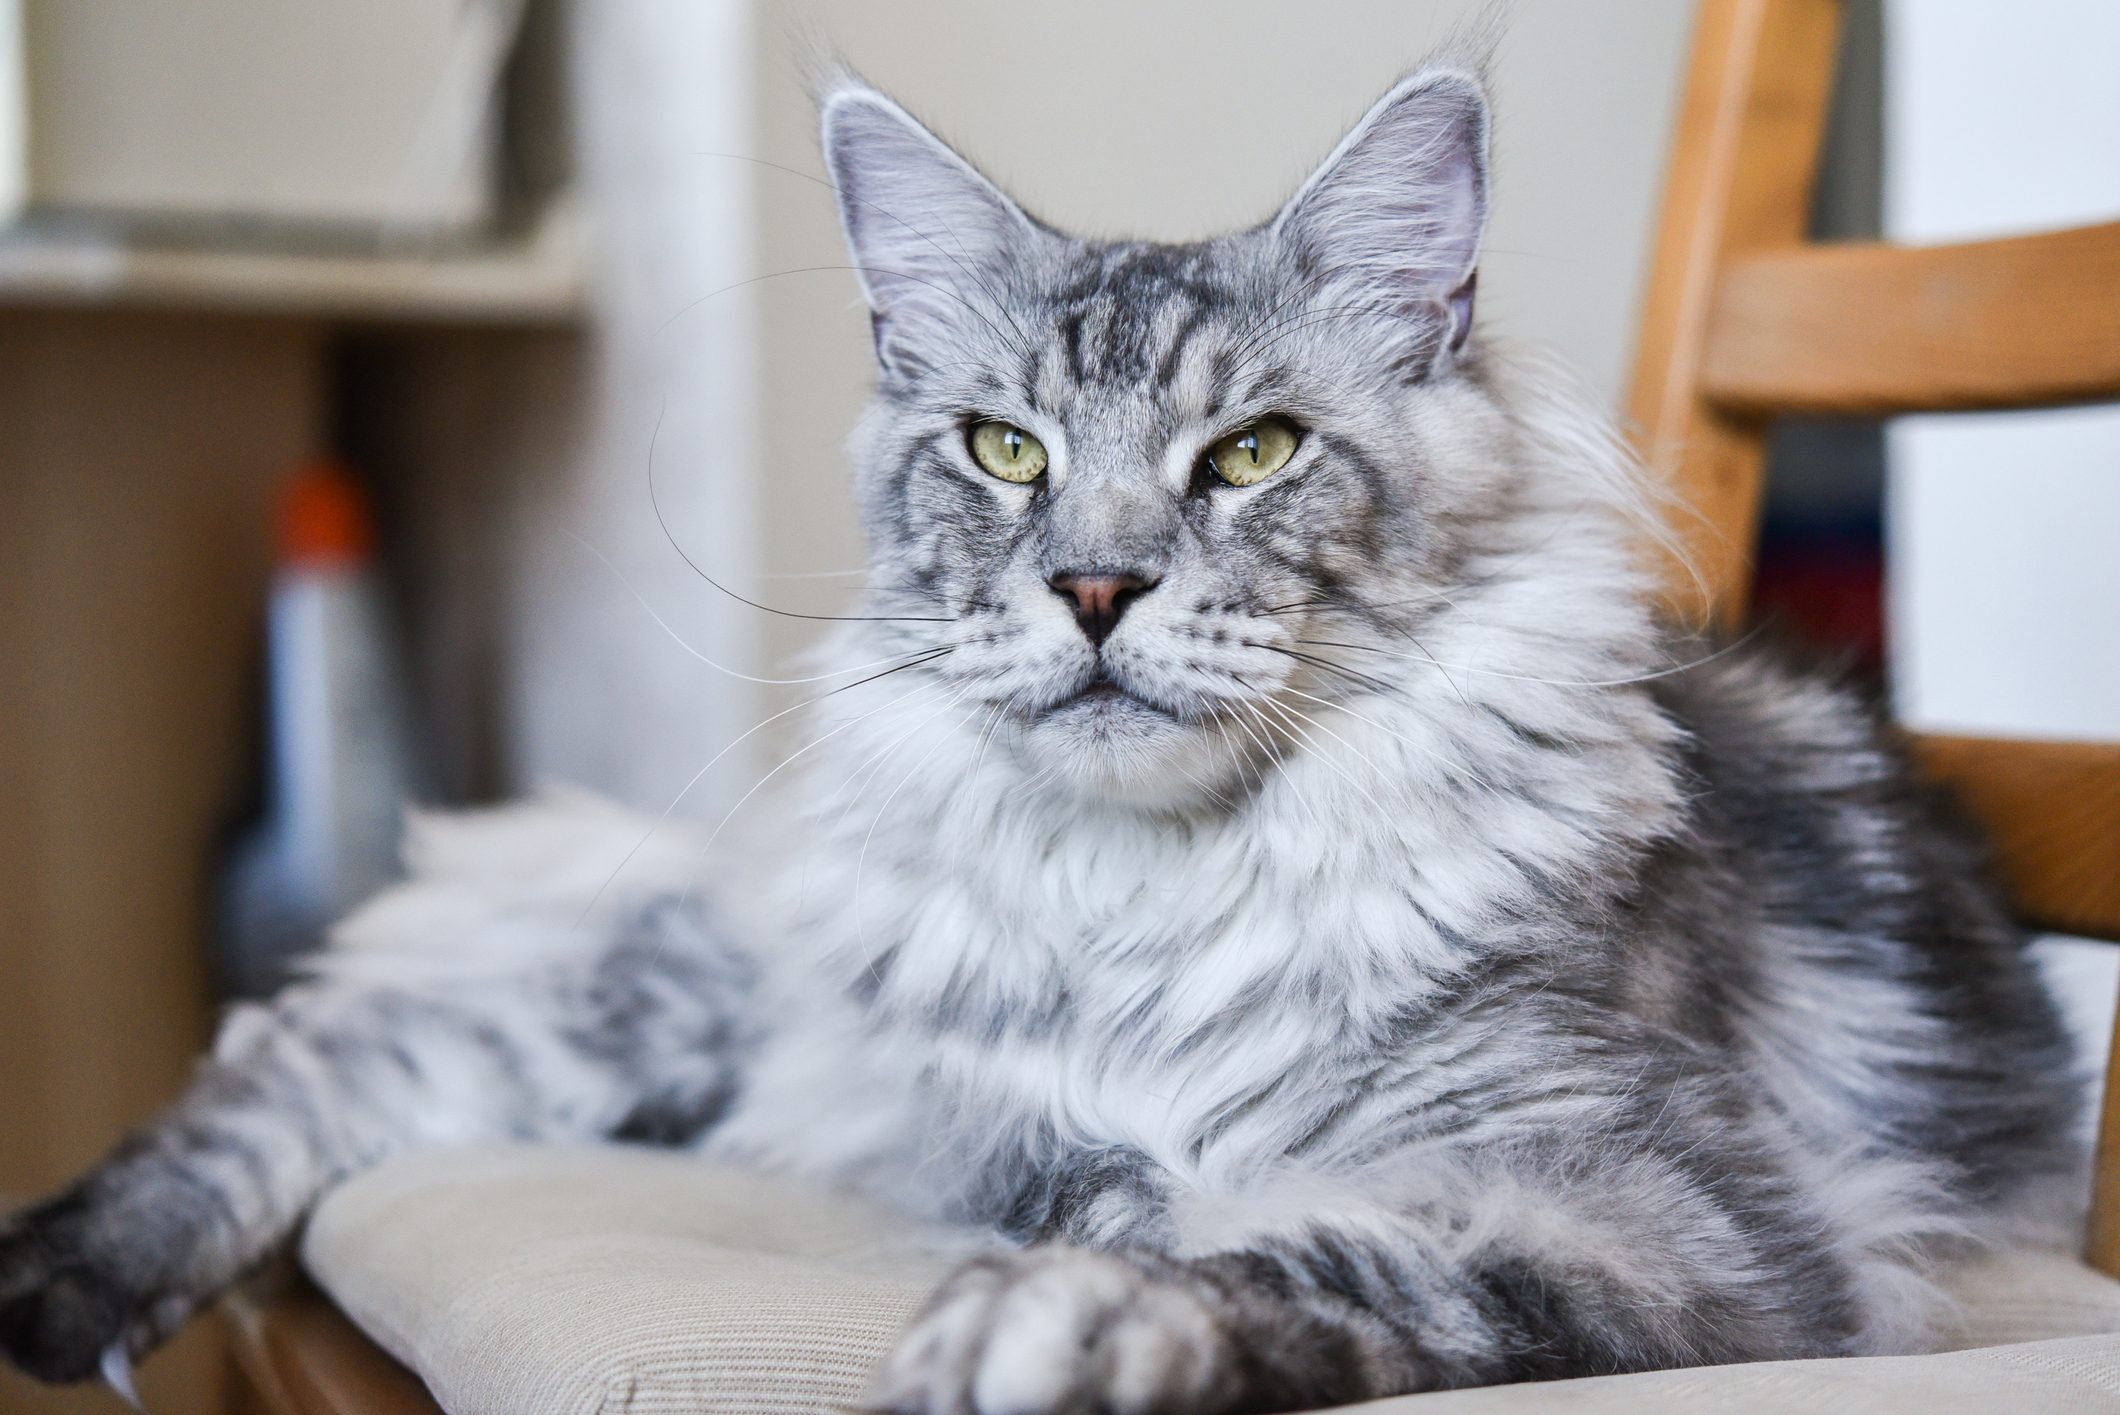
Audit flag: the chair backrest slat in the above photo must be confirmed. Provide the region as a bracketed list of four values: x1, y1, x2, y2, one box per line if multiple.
[1703, 223, 2120, 416]
[1628, 0, 1843, 631]
[1912, 734, 2120, 939]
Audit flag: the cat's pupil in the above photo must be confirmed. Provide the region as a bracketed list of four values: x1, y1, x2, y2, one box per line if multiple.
[1240, 434, 1259, 463]
[1004, 430, 1023, 460]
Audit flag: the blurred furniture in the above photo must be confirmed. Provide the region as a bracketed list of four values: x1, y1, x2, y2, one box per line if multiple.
[0, 150, 583, 1415]
[226, 1283, 445, 1415]
[0, 288, 583, 1415]
[195, 0, 2120, 1411]
[4, 1, 515, 236]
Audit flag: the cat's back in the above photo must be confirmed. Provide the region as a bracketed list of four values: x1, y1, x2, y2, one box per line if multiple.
[1642, 638, 2081, 1235]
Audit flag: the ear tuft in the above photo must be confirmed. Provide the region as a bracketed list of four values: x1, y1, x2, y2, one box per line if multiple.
[1273, 66, 1492, 356]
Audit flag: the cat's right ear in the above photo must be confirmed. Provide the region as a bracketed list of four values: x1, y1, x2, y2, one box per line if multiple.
[819, 78, 1035, 378]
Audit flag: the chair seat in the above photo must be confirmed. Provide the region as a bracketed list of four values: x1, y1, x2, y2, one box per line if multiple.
[292, 1144, 2120, 1415]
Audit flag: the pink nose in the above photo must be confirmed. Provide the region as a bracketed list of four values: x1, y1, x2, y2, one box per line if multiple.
[1048, 571, 1158, 646]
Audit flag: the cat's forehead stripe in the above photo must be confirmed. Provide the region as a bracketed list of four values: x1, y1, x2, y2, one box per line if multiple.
[1035, 244, 1244, 395]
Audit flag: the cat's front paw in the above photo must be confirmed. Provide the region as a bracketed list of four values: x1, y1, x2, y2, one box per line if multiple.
[0, 1190, 161, 1385]
[868, 1248, 1250, 1415]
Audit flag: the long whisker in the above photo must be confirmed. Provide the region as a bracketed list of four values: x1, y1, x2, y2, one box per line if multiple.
[1171, 748, 1234, 811]
[1233, 698, 1324, 835]
[1231, 298, 1437, 380]
[664, 681, 953, 943]
[646, 395, 955, 625]
[1252, 694, 1399, 825]
[1254, 584, 1464, 620]
[1218, 700, 1277, 787]
[791, 677, 958, 915]
[831, 680, 964, 831]
[567, 530, 952, 685]
[1222, 710, 1277, 805]
[1242, 642, 1400, 698]
[965, 696, 1010, 786]
[579, 646, 954, 924]
[1298, 626, 1770, 690]
[698, 677, 954, 871]
[1221, 266, 1349, 372]
[1220, 696, 1283, 782]
[1277, 683, 1500, 796]
[1228, 295, 1393, 377]
[1296, 636, 1467, 706]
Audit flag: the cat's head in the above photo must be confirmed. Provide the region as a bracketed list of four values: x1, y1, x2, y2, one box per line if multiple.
[822, 67, 1540, 806]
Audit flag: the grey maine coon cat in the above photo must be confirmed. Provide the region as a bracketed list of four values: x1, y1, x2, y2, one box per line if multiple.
[0, 60, 2082, 1410]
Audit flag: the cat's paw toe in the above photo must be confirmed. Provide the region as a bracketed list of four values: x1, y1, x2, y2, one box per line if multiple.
[0, 1199, 144, 1384]
[870, 1248, 1240, 1415]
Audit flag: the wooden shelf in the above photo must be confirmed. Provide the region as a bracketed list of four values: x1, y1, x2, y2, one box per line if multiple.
[0, 200, 589, 326]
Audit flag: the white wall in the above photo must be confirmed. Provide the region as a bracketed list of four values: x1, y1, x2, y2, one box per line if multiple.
[1884, 0, 2120, 742]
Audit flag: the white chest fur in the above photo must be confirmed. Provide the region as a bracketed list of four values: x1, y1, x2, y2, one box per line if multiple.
[742, 673, 1668, 1195]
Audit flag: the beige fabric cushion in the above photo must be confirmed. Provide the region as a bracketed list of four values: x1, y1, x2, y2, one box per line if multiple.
[305, 1145, 2120, 1415]
[306, 1147, 956, 1414]
[1384, 1335, 2120, 1413]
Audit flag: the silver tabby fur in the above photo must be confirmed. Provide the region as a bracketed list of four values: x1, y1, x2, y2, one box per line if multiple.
[1, 58, 2082, 1410]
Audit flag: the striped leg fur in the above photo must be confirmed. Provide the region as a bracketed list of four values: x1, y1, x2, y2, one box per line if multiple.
[0, 798, 749, 1382]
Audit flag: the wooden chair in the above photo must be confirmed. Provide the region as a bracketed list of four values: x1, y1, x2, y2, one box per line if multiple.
[227, 1, 2120, 1408]
[1631, 0, 2120, 1268]
[226, 1274, 442, 1415]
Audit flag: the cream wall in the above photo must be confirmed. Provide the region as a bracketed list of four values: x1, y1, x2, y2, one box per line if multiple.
[1883, 0, 2120, 744]
[744, 0, 1694, 693]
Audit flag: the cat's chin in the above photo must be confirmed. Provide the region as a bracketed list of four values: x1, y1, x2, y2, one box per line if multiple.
[1013, 692, 1236, 810]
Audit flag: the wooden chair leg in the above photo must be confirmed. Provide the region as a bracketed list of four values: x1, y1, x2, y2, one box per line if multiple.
[225, 1271, 445, 1415]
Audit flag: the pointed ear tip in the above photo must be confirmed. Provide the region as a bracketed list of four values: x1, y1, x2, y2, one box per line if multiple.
[817, 81, 880, 128]
[818, 86, 916, 176]
[815, 72, 906, 138]
[1388, 63, 1491, 117]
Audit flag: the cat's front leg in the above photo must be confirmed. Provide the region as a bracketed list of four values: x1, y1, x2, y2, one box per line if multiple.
[0, 805, 753, 1384]
[873, 1125, 1869, 1413]
[877, 1143, 1416, 1415]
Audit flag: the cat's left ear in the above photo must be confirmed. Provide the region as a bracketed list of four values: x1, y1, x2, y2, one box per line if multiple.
[820, 77, 1038, 378]
[1272, 67, 1491, 360]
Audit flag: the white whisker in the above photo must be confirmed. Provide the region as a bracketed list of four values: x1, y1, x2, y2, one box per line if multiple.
[567, 529, 952, 684]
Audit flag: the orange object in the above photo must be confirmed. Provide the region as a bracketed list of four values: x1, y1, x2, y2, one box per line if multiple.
[277, 459, 376, 568]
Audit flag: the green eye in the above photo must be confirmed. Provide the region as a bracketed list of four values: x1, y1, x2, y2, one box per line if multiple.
[968, 421, 1048, 483]
[1205, 418, 1300, 487]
